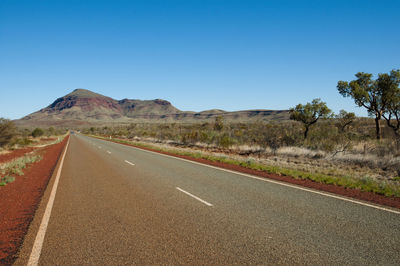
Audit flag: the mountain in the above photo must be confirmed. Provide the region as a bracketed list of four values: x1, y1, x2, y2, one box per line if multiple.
[16, 89, 289, 127]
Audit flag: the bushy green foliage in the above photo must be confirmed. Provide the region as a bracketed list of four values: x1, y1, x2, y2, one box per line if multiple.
[0, 118, 16, 147]
[31, 128, 44, 138]
[289, 98, 331, 139]
[337, 69, 400, 139]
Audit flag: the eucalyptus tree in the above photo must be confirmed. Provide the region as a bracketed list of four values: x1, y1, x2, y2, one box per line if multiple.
[289, 98, 331, 139]
[337, 70, 400, 139]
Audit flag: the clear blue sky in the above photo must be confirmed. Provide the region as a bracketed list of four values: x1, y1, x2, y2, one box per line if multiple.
[1, 0, 399, 119]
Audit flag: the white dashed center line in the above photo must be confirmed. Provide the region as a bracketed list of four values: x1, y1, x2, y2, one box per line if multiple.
[176, 187, 213, 207]
[125, 160, 135, 166]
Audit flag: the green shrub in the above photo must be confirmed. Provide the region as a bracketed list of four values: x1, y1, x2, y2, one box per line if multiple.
[0, 118, 16, 147]
[32, 128, 44, 138]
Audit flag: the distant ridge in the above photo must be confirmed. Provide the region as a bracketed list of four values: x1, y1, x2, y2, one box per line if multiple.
[15, 89, 289, 127]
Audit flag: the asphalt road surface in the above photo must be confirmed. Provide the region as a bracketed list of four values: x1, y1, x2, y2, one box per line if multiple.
[16, 134, 400, 265]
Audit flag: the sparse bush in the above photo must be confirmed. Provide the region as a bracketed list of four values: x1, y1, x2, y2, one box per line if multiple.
[218, 134, 235, 148]
[199, 131, 210, 143]
[214, 116, 224, 131]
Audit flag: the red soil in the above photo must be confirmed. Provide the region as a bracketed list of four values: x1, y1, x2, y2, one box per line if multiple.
[0, 147, 37, 164]
[0, 137, 68, 265]
[108, 139, 400, 210]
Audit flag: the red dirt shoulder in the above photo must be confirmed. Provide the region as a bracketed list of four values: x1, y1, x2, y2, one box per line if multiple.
[0, 147, 37, 164]
[0, 136, 69, 265]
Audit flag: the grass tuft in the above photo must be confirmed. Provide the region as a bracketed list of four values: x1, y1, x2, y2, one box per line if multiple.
[0, 154, 43, 186]
[0, 175, 15, 186]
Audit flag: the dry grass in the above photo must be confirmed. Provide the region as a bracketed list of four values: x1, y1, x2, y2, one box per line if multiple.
[0, 152, 43, 186]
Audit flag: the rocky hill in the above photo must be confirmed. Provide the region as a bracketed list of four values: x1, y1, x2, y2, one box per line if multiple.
[16, 89, 289, 127]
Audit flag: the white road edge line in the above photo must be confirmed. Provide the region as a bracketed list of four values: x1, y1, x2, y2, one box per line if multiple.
[176, 187, 213, 206]
[27, 137, 70, 266]
[95, 138, 400, 215]
[125, 160, 135, 166]
[107, 151, 111, 154]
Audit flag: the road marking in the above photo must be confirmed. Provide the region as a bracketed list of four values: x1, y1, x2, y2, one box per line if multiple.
[107, 151, 111, 154]
[98, 146, 102, 149]
[27, 137, 70, 266]
[125, 160, 135, 166]
[98, 140, 400, 215]
[176, 187, 213, 206]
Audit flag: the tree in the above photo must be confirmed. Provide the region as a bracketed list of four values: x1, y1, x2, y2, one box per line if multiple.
[378, 70, 400, 137]
[289, 98, 331, 139]
[31, 128, 44, 138]
[335, 110, 356, 132]
[337, 70, 399, 139]
[0, 118, 16, 147]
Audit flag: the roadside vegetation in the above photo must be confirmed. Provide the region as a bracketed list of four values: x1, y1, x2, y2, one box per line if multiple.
[82, 70, 400, 197]
[0, 154, 42, 186]
[0, 121, 67, 151]
[0, 120, 67, 186]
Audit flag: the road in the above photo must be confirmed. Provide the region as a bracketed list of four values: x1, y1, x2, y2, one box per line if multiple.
[16, 134, 400, 265]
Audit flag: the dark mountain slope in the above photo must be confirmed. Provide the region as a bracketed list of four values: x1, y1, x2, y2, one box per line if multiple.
[16, 89, 289, 127]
